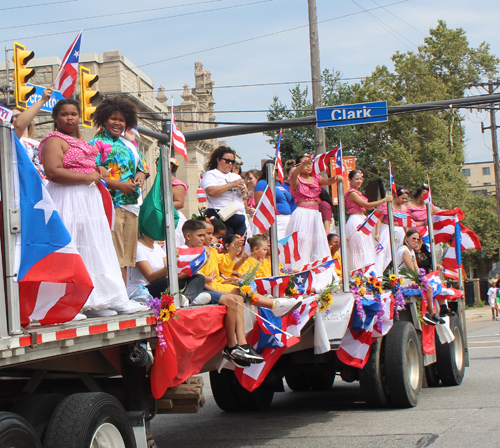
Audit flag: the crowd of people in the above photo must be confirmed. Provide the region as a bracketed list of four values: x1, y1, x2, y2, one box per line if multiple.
[5, 89, 452, 364]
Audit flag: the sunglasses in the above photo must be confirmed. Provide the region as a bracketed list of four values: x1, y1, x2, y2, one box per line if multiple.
[210, 243, 223, 249]
[220, 157, 235, 165]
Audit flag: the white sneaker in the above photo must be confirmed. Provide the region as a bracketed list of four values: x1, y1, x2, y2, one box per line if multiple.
[84, 309, 117, 318]
[180, 294, 190, 308]
[113, 301, 148, 315]
[272, 298, 302, 318]
[191, 292, 211, 306]
[70, 313, 87, 321]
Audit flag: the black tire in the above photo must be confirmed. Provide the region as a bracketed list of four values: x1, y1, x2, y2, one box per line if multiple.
[285, 372, 310, 392]
[436, 314, 465, 386]
[425, 363, 441, 388]
[234, 381, 274, 411]
[11, 394, 65, 440]
[359, 337, 390, 408]
[308, 371, 335, 391]
[384, 321, 423, 408]
[43, 393, 136, 448]
[0, 412, 42, 448]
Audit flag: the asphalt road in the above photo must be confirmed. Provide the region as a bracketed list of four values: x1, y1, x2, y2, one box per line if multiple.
[151, 308, 500, 448]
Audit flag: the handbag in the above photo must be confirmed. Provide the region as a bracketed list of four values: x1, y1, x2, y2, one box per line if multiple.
[207, 185, 238, 221]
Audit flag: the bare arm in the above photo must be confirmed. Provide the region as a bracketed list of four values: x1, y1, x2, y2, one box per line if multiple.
[323, 220, 331, 234]
[227, 237, 245, 261]
[319, 175, 343, 186]
[204, 178, 243, 197]
[348, 192, 392, 210]
[135, 257, 169, 284]
[374, 216, 383, 241]
[42, 137, 101, 185]
[14, 85, 53, 139]
[288, 162, 306, 191]
[172, 184, 185, 210]
[402, 250, 418, 270]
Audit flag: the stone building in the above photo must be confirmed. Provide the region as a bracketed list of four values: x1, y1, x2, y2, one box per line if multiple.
[0, 52, 230, 218]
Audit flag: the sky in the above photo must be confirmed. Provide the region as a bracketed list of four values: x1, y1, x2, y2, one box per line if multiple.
[2, 0, 500, 170]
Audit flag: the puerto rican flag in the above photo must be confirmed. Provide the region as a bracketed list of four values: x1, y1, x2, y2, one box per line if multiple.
[170, 101, 188, 162]
[432, 208, 465, 244]
[197, 173, 207, 203]
[234, 298, 317, 391]
[334, 143, 343, 176]
[389, 162, 397, 194]
[442, 222, 481, 272]
[443, 268, 460, 281]
[419, 227, 430, 252]
[459, 223, 481, 250]
[12, 132, 93, 326]
[254, 275, 289, 297]
[252, 185, 276, 234]
[297, 256, 330, 272]
[357, 210, 383, 235]
[422, 186, 432, 205]
[311, 145, 340, 176]
[177, 246, 207, 276]
[425, 271, 443, 297]
[278, 232, 301, 264]
[393, 211, 417, 228]
[375, 242, 384, 255]
[293, 270, 314, 295]
[275, 130, 284, 184]
[53, 30, 82, 98]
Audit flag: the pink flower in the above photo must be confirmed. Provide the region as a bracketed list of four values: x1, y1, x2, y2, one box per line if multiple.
[94, 140, 112, 163]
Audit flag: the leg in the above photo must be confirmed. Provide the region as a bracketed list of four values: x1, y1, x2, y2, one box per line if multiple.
[179, 274, 206, 301]
[146, 278, 170, 299]
[225, 213, 246, 237]
[218, 294, 238, 347]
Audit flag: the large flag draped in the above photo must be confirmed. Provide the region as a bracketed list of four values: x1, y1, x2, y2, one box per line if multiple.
[53, 30, 82, 98]
[12, 132, 93, 326]
[432, 208, 465, 244]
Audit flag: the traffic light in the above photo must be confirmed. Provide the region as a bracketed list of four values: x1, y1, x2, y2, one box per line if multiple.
[13, 42, 36, 110]
[79, 66, 99, 128]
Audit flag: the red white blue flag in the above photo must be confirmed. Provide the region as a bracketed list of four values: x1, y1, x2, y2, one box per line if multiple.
[54, 30, 82, 98]
[254, 275, 289, 297]
[171, 101, 188, 162]
[432, 208, 465, 244]
[252, 185, 276, 234]
[12, 132, 93, 326]
[177, 246, 207, 276]
[357, 210, 383, 235]
[458, 223, 481, 250]
[275, 130, 284, 184]
[311, 146, 340, 176]
[389, 162, 396, 194]
[393, 211, 418, 228]
[418, 227, 430, 252]
[422, 186, 432, 205]
[375, 242, 384, 255]
[278, 232, 301, 264]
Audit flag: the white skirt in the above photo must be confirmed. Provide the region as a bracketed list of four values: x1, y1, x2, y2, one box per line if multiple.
[374, 223, 405, 276]
[175, 210, 187, 247]
[346, 214, 376, 274]
[47, 182, 129, 311]
[276, 214, 291, 240]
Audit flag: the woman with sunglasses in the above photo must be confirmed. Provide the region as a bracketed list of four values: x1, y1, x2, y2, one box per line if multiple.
[201, 146, 248, 236]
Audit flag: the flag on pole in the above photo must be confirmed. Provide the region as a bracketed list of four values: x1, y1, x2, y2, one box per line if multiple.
[311, 146, 339, 176]
[375, 242, 384, 255]
[335, 142, 343, 176]
[458, 223, 481, 250]
[12, 131, 93, 326]
[432, 208, 465, 244]
[275, 130, 284, 184]
[443, 268, 460, 280]
[53, 30, 82, 98]
[357, 210, 383, 235]
[254, 275, 289, 296]
[393, 211, 418, 228]
[278, 232, 301, 264]
[422, 186, 432, 205]
[419, 227, 430, 252]
[177, 247, 208, 276]
[389, 162, 397, 194]
[252, 185, 276, 234]
[170, 101, 188, 162]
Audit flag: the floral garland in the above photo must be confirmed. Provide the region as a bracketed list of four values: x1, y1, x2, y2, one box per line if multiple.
[398, 267, 430, 322]
[366, 273, 384, 333]
[239, 263, 260, 305]
[384, 273, 406, 319]
[349, 271, 367, 320]
[285, 274, 299, 298]
[147, 290, 179, 352]
[317, 280, 339, 313]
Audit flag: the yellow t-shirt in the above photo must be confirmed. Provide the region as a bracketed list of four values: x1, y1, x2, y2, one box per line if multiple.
[199, 247, 235, 293]
[238, 257, 283, 278]
[333, 252, 342, 277]
[218, 253, 235, 278]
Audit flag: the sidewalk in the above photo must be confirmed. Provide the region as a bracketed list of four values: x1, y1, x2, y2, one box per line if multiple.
[465, 306, 498, 332]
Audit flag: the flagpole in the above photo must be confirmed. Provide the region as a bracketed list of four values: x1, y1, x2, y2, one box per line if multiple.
[426, 176, 437, 271]
[338, 177, 349, 292]
[267, 163, 280, 293]
[387, 163, 398, 276]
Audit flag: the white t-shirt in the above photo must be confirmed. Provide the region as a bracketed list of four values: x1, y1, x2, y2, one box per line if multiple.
[200, 169, 245, 214]
[127, 241, 166, 296]
[397, 245, 415, 270]
[488, 287, 498, 308]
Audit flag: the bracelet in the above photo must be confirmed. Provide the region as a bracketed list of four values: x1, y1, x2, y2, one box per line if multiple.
[231, 244, 238, 249]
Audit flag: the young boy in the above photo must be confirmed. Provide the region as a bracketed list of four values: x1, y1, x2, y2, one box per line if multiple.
[182, 220, 263, 367]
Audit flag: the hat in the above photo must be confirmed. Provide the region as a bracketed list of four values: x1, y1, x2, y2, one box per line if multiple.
[170, 157, 179, 166]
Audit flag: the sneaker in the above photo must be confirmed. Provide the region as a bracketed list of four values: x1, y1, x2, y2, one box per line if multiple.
[191, 292, 211, 306]
[439, 306, 455, 317]
[423, 312, 437, 326]
[272, 298, 302, 318]
[70, 313, 87, 321]
[113, 301, 148, 315]
[237, 344, 264, 364]
[180, 295, 190, 308]
[221, 345, 251, 368]
[433, 313, 446, 325]
[84, 309, 118, 318]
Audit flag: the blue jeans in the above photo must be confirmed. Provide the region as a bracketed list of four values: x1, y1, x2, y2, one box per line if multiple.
[206, 290, 222, 304]
[206, 209, 246, 237]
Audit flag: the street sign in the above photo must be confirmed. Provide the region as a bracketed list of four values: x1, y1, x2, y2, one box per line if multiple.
[316, 100, 388, 128]
[26, 84, 64, 113]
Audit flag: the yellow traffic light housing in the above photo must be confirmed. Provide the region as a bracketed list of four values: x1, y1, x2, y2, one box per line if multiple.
[13, 42, 36, 110]
[79, 66, 99, 128]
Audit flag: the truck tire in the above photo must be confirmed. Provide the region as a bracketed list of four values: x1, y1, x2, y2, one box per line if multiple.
[424, 363, 440, 387]
[308, 371, 335, 391]
[0, 412, 42, 448]
[284, 373, 310, 392]
[11, 394, 65, 440]
[43, 393, 136, 448]
[384, 321, 423, 408]
[436, 315, 465, 386]
[359, 338, 390, 408]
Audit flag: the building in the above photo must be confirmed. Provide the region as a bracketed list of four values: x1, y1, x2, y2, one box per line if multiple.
[461, 161, 496, 197]
[0, 51, 228, 218]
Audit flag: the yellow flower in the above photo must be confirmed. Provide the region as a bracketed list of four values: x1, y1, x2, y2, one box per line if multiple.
[359, 287, 366, 296]
[355, 278, 362, 286]
[389, 274, 397, 281]
[159, 309, 169, 322]
[289, 288, 297, 296]
[169, 304, 176, 313]
[107, 162, 121, 181]
[241, 285, 252, 296]
[399, 278, 404, 285]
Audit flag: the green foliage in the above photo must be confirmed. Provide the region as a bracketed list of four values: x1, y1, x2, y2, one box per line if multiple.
[266, 20, 500, 271]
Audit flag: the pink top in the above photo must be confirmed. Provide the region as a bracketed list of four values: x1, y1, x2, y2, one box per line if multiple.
[290, 175, 322, 210]
[247, 196, 256, 208]
[39, 131, 98, 174]
[407, 204, 427, 222]
[345, 189, 368, 214]
[172, 177, 188, 196]
[378, 203, 410, 225]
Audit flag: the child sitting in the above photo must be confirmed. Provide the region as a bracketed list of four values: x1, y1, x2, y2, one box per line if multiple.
[182, 220, 263, 367]
[238, 237, 283, 279]
[221, 234, 248, 278]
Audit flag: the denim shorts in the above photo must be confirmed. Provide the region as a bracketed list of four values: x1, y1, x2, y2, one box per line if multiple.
[206, 290, 222, 304]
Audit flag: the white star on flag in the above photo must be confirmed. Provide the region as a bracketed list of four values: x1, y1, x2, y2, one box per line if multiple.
[34, 187, 57, 225]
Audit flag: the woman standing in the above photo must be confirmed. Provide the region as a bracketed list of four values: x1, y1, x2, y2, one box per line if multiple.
[201, 146, 248, 236]
[407, 184, 439, 231]
[39, 99, 144, 317]
[170, 157, 189, 246]
[254, 160, 293, 239]
[345, 170, 392, 274]
[245, 169, 260, 210]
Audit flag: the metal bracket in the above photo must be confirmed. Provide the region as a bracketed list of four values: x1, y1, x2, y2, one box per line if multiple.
[9, 208, 20, 233]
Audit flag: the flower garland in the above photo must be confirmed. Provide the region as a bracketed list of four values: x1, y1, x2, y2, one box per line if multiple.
[317, 280, 339, 313]
[239, 263, 260, 305]
[398, 267, 430, 322]
[366, 273, 384, 333]
[384, 273, 406, 319]
[285, 274, 299, 298]
[147, 290, 179, 352]
[349, 271, 367, 320]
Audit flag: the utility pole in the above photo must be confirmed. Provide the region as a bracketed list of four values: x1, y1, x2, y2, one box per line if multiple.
[307, 0, 326, 155]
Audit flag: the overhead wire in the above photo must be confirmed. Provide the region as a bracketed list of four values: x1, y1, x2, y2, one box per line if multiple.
[0, 0, 79, 11]
[369, 0, 427, 37]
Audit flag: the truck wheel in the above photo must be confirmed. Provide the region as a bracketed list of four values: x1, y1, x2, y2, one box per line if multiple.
[0, 412, 42, 448]
[209, 370, 243, 412]
[43, 393, 136, 448]
[436, 315, 465, 386]
[285, 373, 310, 392]
[308, 371, 335, 391]
[424, 363, 440, 387]
[384, 321, 423, 408]
[11, 394, 65, 440]
[359, 338, 390, 408]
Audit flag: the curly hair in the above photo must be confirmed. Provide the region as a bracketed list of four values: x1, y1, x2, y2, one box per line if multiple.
[205, 145, 236, 171]
[92, 96, 137, 130]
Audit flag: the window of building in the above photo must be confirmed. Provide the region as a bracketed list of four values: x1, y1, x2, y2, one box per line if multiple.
[484, 182, 492, 186]
[483, 167, 491, 175]
[462, 168, 471, 176]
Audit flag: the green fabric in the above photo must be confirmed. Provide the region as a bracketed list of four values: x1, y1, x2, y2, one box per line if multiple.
[138, 157, 179, 241]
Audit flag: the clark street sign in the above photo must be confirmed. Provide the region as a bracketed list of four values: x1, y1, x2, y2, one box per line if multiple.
[316, 101, 388, 128]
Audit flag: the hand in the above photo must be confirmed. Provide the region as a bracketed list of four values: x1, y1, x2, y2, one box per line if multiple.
[245, 206, 255, 216]
[437, 264, 444, 271]
[235, 237, 245, 248]
[119, 181, 138, 194]
[232, 179, 244, 189]
[240, 184, 248, 195]
[374, 235, 380, 242]
[240, 252, 249, 261]
[134, 171, 146, 188]
[96, 166, 109, 178]
[222, 277, 240, 285]
[385, 194, 393, 203]
[42, 84, 54, 103]
[86, 171, 101, 184]
[335, 175, 343, 183]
